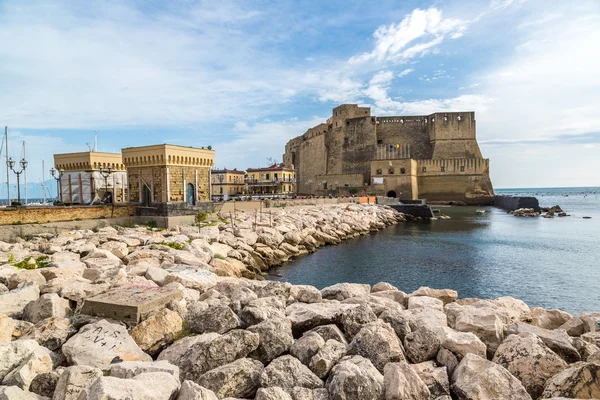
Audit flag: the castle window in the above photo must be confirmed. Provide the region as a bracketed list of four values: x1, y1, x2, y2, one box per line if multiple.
[460, 166, 465, 172]
[400, 168, 406, 174]
[388, 168, 394, 174]
[336, 122, 338, 127]
[376, 168, 382, 175]
[441, 166, 445, 172]
[377, 140, 382, 144]
[457, 116, 462, 121]
[344, 137, 349, 144]
[422, 167, 427, 172]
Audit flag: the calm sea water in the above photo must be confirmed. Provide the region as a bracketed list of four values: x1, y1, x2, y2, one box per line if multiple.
[270, 187, 600, 314]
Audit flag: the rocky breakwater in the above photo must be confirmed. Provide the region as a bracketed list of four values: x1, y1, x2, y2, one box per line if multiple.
[0, 206, 599, 399]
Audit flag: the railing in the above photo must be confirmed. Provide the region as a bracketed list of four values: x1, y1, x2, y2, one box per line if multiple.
[375, 144, 411, 160]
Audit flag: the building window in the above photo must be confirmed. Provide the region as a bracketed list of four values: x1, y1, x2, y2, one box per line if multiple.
[388, 168, 394, 174]
[265, 173, 270, 180]
[344, 137, 349, 144]
[460, 166, 465, 172]
[376, 168, 382, 175]
[422, 167, 427, 172]
[400, 168, 406, 174]
[441, 166, 445, 172]
[377, 140, 382, 144]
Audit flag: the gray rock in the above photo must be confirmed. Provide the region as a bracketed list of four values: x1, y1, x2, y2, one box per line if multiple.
[436, 327, 487, 360]
[260, 355, 323, 389]
[558, 317, 585, 337]
[309, 340, 347, 379]
[22, 293, 70, 324]
[572, 337, 600, 361]
[451, 354, 531, 400]
[506, 322, 580, 363]
[109, 360, 179, 380]
[291, 333, 326, 366]
[30, 371, 60, 398]
[288, 387, 329, 400]
[177, 380, 219, 400]
[436, 348, 459, 377]
[52, 365, 103, 400]
[371, 282, 398, 293]
[321, 283, 370, 301]
[383, 362, 430, 400]
[21, 317, 75, 351]
[379, 309, 411, 342]
[2, 346, 53, 390]
[83, 371, 179, 400]
[0, 385, 47, 399]
[157, 329, 259, 382]
[0, 285, 40, 318]
[340, 304, 377, 339]
[578, 312, 600, 333]
[410, 287, 457, 305]
[453, 307, 504, 358]
[347, 320, 406, 373]
[407, 296, 444, 311]
[241, 296, 287, 326]
[62, 319, 151, 369]
[306, 325, 348, 346]
[189, 304, 241, 334]
[0, 340, 41, 381]
[403, 326, 440, 364]
[410, 361, 450, 398]
[256, 387, 294, 400]
[492, 332, 566, 398]
[248, 318, 294, 364]
[325, 355, 383, 400]
[542, 362, 600, 398]
[286, 302, 359, 336]
[289, 285, 322, 304]
[197, 358, 263, 399]
[530, 307, 572, 330]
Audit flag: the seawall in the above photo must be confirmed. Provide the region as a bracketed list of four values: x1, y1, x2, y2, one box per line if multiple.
[494, 195, 541, 212]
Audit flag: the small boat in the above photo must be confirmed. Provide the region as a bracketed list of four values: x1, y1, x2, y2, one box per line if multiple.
[476, 209, 486, 215]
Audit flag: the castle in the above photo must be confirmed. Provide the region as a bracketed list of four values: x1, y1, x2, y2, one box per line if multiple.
[283, 104, 494, 204]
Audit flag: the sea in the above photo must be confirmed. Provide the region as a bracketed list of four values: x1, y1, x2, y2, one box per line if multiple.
[270, 187, 600, 315]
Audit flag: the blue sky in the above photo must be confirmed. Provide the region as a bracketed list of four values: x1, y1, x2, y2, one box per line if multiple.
[0, 0, 599, 189]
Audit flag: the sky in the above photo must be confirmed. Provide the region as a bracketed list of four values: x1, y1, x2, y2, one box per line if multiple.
[0, 0, 599, 190]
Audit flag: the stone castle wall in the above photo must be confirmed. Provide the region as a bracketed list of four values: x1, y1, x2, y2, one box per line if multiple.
[283, 105, 494, 204]
[0, 204, 136, 225]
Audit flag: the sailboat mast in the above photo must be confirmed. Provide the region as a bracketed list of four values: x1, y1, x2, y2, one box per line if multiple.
[5, 127, 9, 205]
[42, 160, 46, 204]
[23, 141, 27, 204]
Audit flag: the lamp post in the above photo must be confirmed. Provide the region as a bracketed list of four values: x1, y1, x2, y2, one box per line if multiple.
[49, 167, 64, 203]
[99, 166, 112, 203]
[7, 156, 27, 206]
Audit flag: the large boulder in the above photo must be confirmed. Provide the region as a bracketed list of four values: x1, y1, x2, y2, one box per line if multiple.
[290, 333, 326, 366]
[51, 365, 103, 400]
[492, 332, 567, 398]
[436, 327, 487, 360]
[0, 314, 14, 343]
[411, 361, 450, 398]
[259, 355, 323, 389]
[403, 326, 440, 364]
[241, 296, 287, 326]
[177, 380, 219, 400]
[157, 329, 259, 382]
[309, 339, 347, 379]
[130, 308, 183, 355]
[321, 283, 370, 301]
[307, 324, 348, 346]
[21, 316, 75, 351]
[407, 296, 444, 311]
[256, 387, 294, 400]
[83, 371, 179, 400]
[0, 385, 48, 399]
[109, 360, 179, 380]
[0, 340, 41, 381]
[62, 319, 151, 369]
[383, 362, 430, 400]
[410, 287, 457, 305]
[453, 307, 504, 358]
[326, 355, 384, 400]
[340, 304, 377, 338]
[506, 322, 580, 363]
[542, 362, 600, 398]
[188, 304, 241, 334]
[347, 320, 406, 373]
[286, 302, 358, 334]
[2, 346, 53, 391]
[289, 285, 322, 304]
[530, 307, 572, 330]
[451, 354, 531, 400]
[197, 358, 263, 399]
[22, 293, 70, 324]
[0, 285, 40, 318]
[247, 318, 295, 364]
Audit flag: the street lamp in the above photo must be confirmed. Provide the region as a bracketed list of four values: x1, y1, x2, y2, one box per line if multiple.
[7, 156, 27, 206]
[49, 167, 64, 203]
[99, 166, 112, 203]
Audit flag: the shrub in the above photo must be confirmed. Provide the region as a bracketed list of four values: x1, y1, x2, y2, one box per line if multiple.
[195, 212, 209, 223]
[160, 241, 185, 250]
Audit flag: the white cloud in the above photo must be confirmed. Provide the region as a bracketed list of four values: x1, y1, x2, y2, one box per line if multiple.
[349, 8, 467, 65]
[397, 68, 414, 78]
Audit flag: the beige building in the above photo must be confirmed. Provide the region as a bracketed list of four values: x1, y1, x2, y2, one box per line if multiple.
[246, 164, 296, 197]
[211, 169, 246, 200]
[53, 151, 127, 204]
[122, 144, 214, 205]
